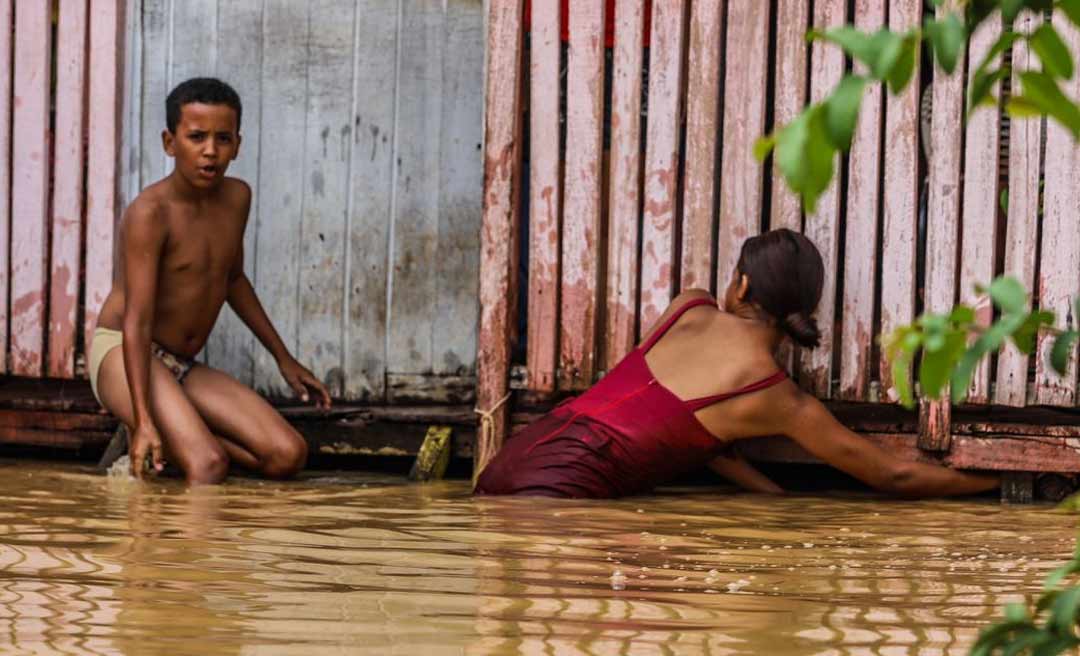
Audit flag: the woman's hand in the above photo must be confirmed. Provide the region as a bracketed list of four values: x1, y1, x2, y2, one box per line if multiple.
[278, 357, 332, 409]
[130, 422, 165, 479]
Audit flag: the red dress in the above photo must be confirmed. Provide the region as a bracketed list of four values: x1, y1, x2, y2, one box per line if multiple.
[474, 299, 787, 498]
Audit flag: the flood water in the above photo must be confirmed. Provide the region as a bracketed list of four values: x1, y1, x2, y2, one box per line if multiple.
[0, 461, 1075, 655]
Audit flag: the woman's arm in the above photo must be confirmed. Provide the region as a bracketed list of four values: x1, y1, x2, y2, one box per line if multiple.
[708, 446, 784, 494]
[778, 390, 999, 497]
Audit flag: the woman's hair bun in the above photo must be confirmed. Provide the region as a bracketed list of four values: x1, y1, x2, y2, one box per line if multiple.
[781, 312, 821, 348]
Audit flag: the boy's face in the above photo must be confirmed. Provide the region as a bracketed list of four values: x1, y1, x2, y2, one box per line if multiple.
[163, 102, 240, 189]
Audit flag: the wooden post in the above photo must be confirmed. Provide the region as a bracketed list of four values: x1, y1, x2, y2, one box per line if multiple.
[85, 0, 126, 362]
[679, 0, 723, 292]
[474, 0, 524, 485]
[559, 1, 605, 390]
[839, 0, 885, 401]
[526, 0, 561, 393]
[604, 0, 646, 368]
[10, 0, 52, 377]
[50, 0, 89, 379]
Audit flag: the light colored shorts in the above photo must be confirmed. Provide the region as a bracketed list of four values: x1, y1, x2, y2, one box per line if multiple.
[88, 327, 195, 404]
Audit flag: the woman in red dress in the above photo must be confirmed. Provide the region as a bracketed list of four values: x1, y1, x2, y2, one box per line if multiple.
[475, 229, 999, 498]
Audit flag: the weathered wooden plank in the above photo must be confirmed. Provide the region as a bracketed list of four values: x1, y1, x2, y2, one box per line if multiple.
[139, 0, 170, 186]
[120, 0, 142, 210]
[0, 428, 111, 450]
[205, 0, 264, 385]
[716, 2, 770, 291]
[253, 0, 308, 396]
[919, 2, 966, 449]
[0, 410, 116, 432]
[169, 0, 216, 83]
[85, 0, 126, 354]
[387, 0, 446, 381]
[958, 19, 1003, 404]
[386, 373, 476, 405]
[800, 0, 846, 397]
[559, 0, 605, 389]
[878, 0, 921, 401]
[639, 0, 685, 329]
[604, 0, 645, 369]
[1035, 13, 1080, 406]
[344, 0, 398, 400]
[769, 0, 809, 232]
[0, 0, 10, 374]
[995, 12, 1042, 407]
[526, 0, 561, 390]
[10, 0, 53, 377]
[296, 0, 354, 395]
[434, 2, 485, 381]
[474, 0, 525, 480]
[739, 433, 1080, 474]
[680, 0, 723, 292]
[48, 1, 88, 378]
[839, 0, 885, 401]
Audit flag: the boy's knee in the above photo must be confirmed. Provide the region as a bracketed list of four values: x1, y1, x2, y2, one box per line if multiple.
[186, 448, 229, 485]
[262, 430, 307, 479]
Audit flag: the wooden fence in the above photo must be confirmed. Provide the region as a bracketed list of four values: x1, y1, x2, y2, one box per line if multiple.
[476, 1, 1080, 473]
[0, 1, 125, 381]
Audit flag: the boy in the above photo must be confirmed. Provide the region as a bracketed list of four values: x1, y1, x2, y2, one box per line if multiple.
[90, 78, 331, 483]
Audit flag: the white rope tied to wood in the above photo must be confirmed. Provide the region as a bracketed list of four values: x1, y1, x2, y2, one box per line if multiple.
[474, 390, 513, 451]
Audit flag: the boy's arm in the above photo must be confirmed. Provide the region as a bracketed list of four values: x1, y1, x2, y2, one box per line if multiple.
[708, 446, 784, 494]
[122, 205, 167, 477]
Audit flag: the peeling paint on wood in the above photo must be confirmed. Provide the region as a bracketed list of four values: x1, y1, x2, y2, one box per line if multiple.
[559, 1, 605, 390]
[604, 0, 645, 369]
[769, 0, 809, 234]
[527, 0, 561, 391]
[839, 0, 884, 401]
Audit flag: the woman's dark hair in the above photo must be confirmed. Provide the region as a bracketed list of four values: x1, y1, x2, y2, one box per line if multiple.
[735, 228, 825, 348]
[165, 77, 243, 134]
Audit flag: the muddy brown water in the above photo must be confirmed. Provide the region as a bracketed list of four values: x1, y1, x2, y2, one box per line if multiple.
[0, 461, 1075, 655]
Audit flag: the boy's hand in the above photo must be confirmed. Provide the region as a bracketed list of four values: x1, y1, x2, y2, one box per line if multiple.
[130, 423, 165, 479]
[279, 357, 332, 409]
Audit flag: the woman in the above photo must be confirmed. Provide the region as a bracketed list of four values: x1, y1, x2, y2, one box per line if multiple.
[475, 229, 999, 498]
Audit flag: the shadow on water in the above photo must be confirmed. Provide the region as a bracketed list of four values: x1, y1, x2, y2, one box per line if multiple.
[0, 458, 1071, 654]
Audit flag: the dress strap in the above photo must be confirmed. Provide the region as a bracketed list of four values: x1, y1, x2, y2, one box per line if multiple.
[639, 297, 718, 354]
[684, 370, 789, 411]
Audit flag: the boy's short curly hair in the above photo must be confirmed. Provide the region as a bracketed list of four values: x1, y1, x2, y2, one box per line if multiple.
[165, 77, 242, 133]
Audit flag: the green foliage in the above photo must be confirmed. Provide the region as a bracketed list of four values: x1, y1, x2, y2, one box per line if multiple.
[759, 0, 1080, 213]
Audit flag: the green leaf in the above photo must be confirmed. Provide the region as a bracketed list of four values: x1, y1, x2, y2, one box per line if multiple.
[969, 67, 1010, 114]
[1032, 635, 1080, 656]
[1046, 560, 1080, 589]
[1062, 0, 1080, 31]
[1007, 601, 1033, 623]
[811, 27, 903, 81]
[1011, 71, 1080, 140]
[925, 13, 967, 74]
[754, 135, 776, 161]
[1051, 330, 1080, 375]
[1012, 310, 1055, 354]
[893, 349, 916, 409]
[775, 104, 836, 214]
[920, 336, 962, 399]
[887, 32, 920, 95]
[990, 277, 1029, 314]
[1000, 188, 1010, 214]
[950, 313, 1028, 403]
[824, 75, 867, 150]
[1049, 586, 1080, 632]
[950, 305, 976, 325]
[1029, 23, 1075, 80]
[1001, 0, 1026, 22]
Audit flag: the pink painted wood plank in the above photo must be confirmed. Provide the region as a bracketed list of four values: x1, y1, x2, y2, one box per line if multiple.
[526, 0, 561, 392]
[1035, 13, 1080, 406]
[769, 0, 809, 233]
[638, 1, 685, 331]
[476, 0, 525, 480]
[679, 0, 723, 292]
[958, 18, 1003, 404]
[85, 0, 126, 365]
[0, 0, 12, 375]
[920, 2, 965, 444]
[716, 2, 770, 293]
[878, 0, 921, 401]
[10, 0, 53, 377]
[49, 0, 89, 379]
[995, 12, 1042, 407]
[559, 1, 606, 390]
[799, 0, 846, 398]
[604, 0, 645, 369]
[839, 0, 885, 401]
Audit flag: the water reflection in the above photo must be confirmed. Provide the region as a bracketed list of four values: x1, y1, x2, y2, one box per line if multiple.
[0, 461, 1071, 655]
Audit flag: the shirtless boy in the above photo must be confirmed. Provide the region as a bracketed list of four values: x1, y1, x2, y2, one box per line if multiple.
[91, 78, 331, 483]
